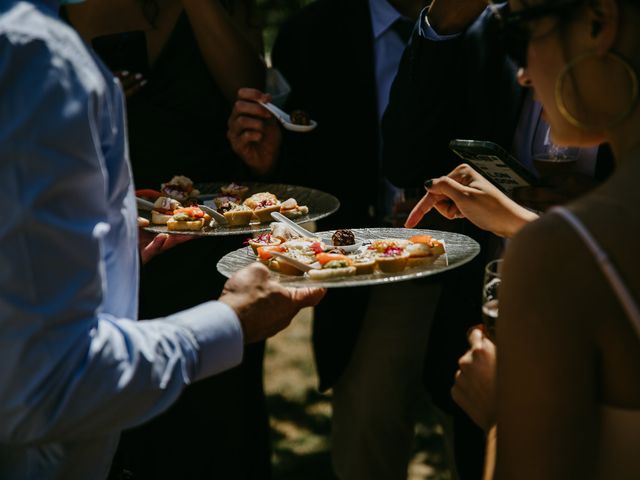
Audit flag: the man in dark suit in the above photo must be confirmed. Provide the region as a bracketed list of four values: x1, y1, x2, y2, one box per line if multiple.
[228, 1, 435, 478]
[381, 8, 515, 479]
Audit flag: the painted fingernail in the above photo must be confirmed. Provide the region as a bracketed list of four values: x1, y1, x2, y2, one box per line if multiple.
[424, 179, 433, 190]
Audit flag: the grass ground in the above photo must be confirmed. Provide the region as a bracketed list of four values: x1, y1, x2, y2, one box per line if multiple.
[264, 308, 452, 480]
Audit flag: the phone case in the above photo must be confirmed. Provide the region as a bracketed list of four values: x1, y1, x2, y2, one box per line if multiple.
[449, 139, 539, 192]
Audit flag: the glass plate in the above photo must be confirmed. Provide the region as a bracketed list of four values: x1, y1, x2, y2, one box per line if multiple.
[216, 227, 480, 288]
[143, 181, 340, 237]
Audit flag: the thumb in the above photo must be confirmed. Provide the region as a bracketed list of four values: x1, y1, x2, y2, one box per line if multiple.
[289, 287, 327, 308]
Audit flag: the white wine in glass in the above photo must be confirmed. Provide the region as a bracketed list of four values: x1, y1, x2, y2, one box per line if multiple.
[482, 259, 502, 341]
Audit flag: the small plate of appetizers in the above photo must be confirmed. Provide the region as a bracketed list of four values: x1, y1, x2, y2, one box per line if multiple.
[216, 226, 481, 288]
[138, 177, 340, 237]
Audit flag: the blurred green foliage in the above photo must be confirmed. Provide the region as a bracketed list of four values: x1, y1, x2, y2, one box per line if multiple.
[255, 0, 315, 55]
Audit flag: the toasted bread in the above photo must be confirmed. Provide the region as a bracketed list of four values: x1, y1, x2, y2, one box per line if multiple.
[223, 208, 254, 226]
[151, 210, 173, 225]
[253, 204, 281, 222]
[166, 218, 204, 231]
[271, 260, 306, 276]
[375, 254, 409, 273]
[353, 258, 376, 275]
[307, 266, 357, 280]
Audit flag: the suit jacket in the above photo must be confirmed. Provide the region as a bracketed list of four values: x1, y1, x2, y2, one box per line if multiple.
[382, 6, 613, 189]
[382, 7, 522, 188]
[381, 7, 515, 405]
[272, 0, 380, 229]
[271, 0, 380, 391]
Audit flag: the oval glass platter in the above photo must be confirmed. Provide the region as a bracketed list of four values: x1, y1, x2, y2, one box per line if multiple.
[143, 182, 340, 237]
[216, 228, 481, 288]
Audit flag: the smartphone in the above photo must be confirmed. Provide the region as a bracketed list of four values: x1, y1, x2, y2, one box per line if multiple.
[449, 139, 539, 193]
[91, 31, 148, 75]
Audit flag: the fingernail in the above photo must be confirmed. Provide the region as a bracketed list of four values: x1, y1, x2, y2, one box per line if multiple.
[121, 70, 130, 76]
[134, 73, 143, 80]
[139, 79, 148, 87]
[424, 179, 433, 190]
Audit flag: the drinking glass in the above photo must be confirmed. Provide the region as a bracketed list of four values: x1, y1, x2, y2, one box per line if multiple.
[482, 259, 502, 341]
[531, 124, 580, 178]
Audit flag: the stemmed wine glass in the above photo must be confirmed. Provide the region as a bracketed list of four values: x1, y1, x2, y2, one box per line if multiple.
[482, 259, 502, 341]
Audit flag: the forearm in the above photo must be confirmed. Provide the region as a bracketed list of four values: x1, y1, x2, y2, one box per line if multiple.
[483, 425, 497, 480]
[182, 0, 265, 101]
[0, 302, 242, 444]
[499, 200, 539, 238]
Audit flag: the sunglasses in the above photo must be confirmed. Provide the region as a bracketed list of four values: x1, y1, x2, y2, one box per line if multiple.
[488, 0, 583, 68]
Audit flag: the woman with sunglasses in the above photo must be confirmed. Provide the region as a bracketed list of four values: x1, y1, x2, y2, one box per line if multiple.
[408, 0, 640, 478]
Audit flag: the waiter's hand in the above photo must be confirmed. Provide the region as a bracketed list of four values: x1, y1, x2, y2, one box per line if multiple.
[137, 217, 192, 265]
[220, 263, 326, 343]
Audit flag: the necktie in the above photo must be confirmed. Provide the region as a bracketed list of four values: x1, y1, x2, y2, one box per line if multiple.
[390, 18, 414, 45]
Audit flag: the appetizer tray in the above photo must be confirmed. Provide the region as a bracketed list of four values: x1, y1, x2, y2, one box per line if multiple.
[143, 181, 340, 237]
[216, 228, 480, 288]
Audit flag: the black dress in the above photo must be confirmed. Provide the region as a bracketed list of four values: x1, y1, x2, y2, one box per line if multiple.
[104, 13, 270, 480]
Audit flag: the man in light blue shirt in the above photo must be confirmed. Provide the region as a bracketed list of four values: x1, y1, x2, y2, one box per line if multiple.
[0, 1, 324, 478]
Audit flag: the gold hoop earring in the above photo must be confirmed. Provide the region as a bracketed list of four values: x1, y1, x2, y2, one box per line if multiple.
[555, 51, 639, 131]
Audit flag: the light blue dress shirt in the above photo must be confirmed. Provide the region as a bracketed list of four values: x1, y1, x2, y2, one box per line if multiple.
[369, 0, 412, 125]
[370, 0, 417, 215]
[0, 1, 243, 478]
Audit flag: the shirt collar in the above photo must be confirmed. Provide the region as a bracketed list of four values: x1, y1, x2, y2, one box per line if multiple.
[369, 0, 406, 39]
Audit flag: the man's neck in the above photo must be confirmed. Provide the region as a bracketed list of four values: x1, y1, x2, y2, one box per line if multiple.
[386, 0, 427, 20]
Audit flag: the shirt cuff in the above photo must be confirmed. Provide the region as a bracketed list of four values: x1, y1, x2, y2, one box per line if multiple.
[419, 9, 463, 41]
[167, 301, 244, 381]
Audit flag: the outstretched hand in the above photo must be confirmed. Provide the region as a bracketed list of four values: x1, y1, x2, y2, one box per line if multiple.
[404, 164, 538, 238]
[219, 263, 326, 344]
[227, 88, 282, 175]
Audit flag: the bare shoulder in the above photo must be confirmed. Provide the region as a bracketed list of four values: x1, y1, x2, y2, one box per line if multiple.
[503, 210, 578, 279]
[500, 209, 605, 336]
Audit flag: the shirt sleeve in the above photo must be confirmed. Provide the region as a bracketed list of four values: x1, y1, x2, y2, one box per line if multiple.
[0, 26, 243, 445]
